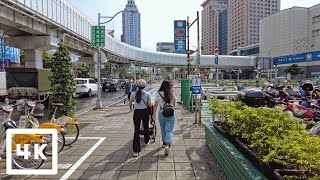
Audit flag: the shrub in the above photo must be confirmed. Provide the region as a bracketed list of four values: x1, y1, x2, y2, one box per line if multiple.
[208, 99, 320, 177]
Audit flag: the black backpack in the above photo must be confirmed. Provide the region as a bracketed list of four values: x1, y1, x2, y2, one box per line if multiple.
[158, 92, 174, 117]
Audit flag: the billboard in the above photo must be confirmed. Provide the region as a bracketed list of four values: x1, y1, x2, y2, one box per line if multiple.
[174, 20, 186, 53]
[273, 51, 320, 65]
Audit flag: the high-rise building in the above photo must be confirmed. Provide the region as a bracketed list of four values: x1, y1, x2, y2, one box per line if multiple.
[122, 0, 141, 48]
[228, 0, 280, 54]
[219, 9, 228, 55]
[201, 0, 228, 55]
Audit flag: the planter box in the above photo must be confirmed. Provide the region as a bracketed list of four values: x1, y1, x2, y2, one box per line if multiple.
[205, 123, 267, 180]
[274, 169, 315, 180]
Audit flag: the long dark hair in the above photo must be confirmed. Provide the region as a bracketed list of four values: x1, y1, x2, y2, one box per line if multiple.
[159, 80, 172, 103]
[136, 86, 145, 103]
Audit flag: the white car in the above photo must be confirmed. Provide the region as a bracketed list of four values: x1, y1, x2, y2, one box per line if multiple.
[74, 78, 98, 97]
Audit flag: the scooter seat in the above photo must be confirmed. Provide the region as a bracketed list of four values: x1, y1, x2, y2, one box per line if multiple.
[1, 105, 13, 113]
[30, 113, 44, 119]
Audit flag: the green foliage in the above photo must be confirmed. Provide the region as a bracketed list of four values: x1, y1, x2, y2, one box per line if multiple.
[43, 51, 54, 69]
[75, 63, 89, 78]
[49, 43, 77, 117]
[119, 68, 133, 79]
[136, 70, 149, 79]
[101, 62, 111, 78]
[284, 64, 302, 77]
[208, 99, 320, 177]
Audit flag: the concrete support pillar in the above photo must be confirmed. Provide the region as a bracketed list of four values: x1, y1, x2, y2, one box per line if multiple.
[209, 72, 214, 80]
[88, 64, 98, 78]
[24, 50, 43, 69]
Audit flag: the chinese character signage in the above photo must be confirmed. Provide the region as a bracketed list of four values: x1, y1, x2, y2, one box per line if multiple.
[91, 26, 105, 47]
[273, 51, 320, 65]
[174, 20, 186, 53]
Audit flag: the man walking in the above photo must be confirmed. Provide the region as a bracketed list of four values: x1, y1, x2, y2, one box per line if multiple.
[125, 80, 137, 105]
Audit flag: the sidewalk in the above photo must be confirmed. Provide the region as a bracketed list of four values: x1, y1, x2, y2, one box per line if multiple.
[2, 100, 227, 180]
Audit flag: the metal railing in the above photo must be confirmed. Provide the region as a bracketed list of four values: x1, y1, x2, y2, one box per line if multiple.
[4, 0, 255, 67]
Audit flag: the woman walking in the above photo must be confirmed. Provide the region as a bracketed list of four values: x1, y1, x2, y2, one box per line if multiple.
[129, 79, 152, 157]
[153, 80, 176, 155]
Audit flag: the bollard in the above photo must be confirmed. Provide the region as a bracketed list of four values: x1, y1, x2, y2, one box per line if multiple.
[190, 94, 194, 113]
[194, 95, 198, 124]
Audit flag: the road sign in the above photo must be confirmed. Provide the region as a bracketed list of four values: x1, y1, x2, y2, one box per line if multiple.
[91, 26, 105, 47]
[174, 20, 186, 53]
[191, 77, 201, 94]
[214, 56, 219, 65]
[214, 45, 219, 54]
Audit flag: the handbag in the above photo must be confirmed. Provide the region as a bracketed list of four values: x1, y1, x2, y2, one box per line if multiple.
[158, 92, 174, 117]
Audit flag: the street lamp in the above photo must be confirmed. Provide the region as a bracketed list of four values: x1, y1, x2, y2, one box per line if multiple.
[267, 46, 278, 80]
[213, 9, 219, 85]
[95, 9, 138, 109]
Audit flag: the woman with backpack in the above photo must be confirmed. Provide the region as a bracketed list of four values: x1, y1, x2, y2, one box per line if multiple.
[152, 80, 176, 156]
[129, 79, 152, 157]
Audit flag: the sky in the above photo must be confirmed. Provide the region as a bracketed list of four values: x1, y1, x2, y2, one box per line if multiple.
[68, 0, 319, 52]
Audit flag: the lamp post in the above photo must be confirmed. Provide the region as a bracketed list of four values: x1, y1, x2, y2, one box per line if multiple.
[267, 46, 278, 80]
[95, 10, 137, 109]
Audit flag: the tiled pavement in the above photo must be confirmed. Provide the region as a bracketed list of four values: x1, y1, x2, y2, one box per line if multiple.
[1, 101, 227, 180]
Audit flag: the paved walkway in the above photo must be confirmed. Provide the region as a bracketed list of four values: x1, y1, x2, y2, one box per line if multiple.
[1, 95, 227, 180]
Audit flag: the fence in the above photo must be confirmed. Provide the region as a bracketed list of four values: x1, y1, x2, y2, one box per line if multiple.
[180, 80, 190, 112]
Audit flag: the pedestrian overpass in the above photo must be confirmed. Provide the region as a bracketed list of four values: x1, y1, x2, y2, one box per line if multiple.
[0, 0, 255, 76]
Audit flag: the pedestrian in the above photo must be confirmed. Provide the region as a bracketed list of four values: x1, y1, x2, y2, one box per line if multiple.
[125, 79, 137, 105]
[129, 79, 152, 157]
[152, 80, 176, 156]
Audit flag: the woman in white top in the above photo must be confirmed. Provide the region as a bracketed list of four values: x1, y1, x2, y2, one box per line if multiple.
[152, 80, 176, 156]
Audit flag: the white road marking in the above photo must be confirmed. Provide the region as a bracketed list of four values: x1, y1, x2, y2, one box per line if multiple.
[59, 137, 106, 180]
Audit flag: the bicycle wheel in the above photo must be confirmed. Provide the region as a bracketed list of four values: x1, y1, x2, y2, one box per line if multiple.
[63, 123, 79, 146]
[44, 131, 65, 156]
[11, 144, 44, 169]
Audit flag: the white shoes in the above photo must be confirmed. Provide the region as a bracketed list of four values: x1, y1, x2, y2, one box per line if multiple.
[164, 146, 170, 156]
[133, 152, 139, 157]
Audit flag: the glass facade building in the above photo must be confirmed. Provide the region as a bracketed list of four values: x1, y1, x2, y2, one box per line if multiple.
[219, 10, 228, 55]
[122, 0, 141, 48]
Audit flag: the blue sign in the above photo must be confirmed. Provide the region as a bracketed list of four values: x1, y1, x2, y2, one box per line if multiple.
[192, 77, 201, 94]
[174, 20, 186, 53]
[192, 86, 201, 94]
[0, 59, 10, 72]
[214, 56, 219, 65]
[273, 51, 320, 65]
[311, 72, 320, 78]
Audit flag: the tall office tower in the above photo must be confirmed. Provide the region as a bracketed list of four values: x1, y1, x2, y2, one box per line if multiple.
[228, 0, 280, 53]
[201, 0, 228, 55]
[121, 0, 141, 48]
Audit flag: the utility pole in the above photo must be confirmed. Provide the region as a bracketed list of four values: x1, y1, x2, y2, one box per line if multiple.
[187, 16, 190, 77]
[186, 12, 200, 79]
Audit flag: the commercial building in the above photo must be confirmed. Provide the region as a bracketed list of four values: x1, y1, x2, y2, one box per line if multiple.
[219, 9, 228, 55]
[229, 43, 259, 56]
[201, 0, 228, 55]
[228, 0, 280, 53]
[156, 42, 175, 53]
[260, 3, 320, 78]
[0, 35, 20, 71]
[121, 0, 141, 48]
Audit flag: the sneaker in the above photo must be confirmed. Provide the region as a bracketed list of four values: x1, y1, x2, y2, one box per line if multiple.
[162, 142, 167, 148]
[145, 141, 150, 146]
[164, 146, 169, 156]
[133, 152, 139, 157]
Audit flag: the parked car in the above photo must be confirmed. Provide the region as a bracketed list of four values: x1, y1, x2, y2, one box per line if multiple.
[75, 78, 98, 97]
[118, 79, 127, 89]
[102, 79, 121, 92]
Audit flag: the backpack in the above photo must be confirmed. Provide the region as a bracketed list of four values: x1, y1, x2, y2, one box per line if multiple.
[158, 92, 174, 117]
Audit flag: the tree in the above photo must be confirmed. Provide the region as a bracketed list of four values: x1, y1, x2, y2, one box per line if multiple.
[75, 63, 89, 78]
[101, 62, 111, 78]
[284, 64, 302, 78]
[43, 51, 54, 69]
[20, 50, 25, 67]
[49, 43, 77, 117]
